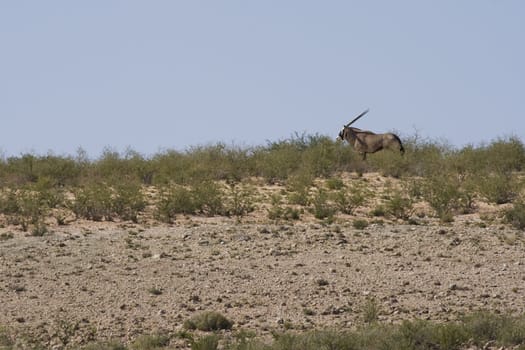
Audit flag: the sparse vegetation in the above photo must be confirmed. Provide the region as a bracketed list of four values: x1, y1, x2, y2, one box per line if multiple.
[333, 182, 371, 215]
[224, 182, 255, 218]
[0, 134, 523, 228]
[310, 189, 336, 221]
[1, 134, 525, 349]
[353, 219, 369, 230]
[183, 311, 233, 332]
[504, 199, 525, 230]
[361, 297, 380, 324]
[130, 334, 170, 350]
[1, 311, 523, 350]
[384, 187, 413, 220]
[267, 194, 301, 221]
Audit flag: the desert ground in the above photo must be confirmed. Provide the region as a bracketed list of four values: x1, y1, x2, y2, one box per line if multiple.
[1, 174, 524, 349]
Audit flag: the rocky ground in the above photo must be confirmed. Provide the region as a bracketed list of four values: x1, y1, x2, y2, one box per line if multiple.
[1, 212, 524, 348]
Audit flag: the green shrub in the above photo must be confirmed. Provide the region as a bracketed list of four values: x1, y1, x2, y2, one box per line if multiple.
[268, 194, 300, 221]
[191, 335, 219, 350]
[156, 185, 195, 223]
[31, 178, 66, 209]
[0, 232, 14, 241]
[192, 181, 225, 216]
[419, 175, 466, 221]
[0, 327, 13, 348]
[18, 190, 48, 225]
[394, 136, 451, 177]
[484, 136, 525, 173]
[333, 182, 370, 215]
[371, 205, 386, 217]
[130, 334, 170, 350]
[353, 219, 368, 230]
[0, 189, 51, 231]
[83, 340, 127, 350]
[31, 222, 48, 236]
[184, 311, 233, 332]
[311, 189, 336, 220]
[187, 144, 254, 183]
[224, 183, 255, 218]
[286, 173, 313, 206]
[325, 177, 345, 190]
[397, 319, 439, 350]
[384, 188, 413, 219]
[252, 138, 303, 182]
[435, 323, 469, 350]
[361, 297, 380, 324]
[367, 147, 407, 178]
[3, 154, 39, 184]
[271, 330, 359, 350]
[299, 134, 340, 178]
[155, 182, 228, 221]
[0, 189, 20, 215]
[476, 172, 518, 204]
[112, 183, 147, 222]
[462, 312, 516, 346]
[71, 182, 114, 221]
[504, 200, 525, 230]
[70, 181, 146, 222]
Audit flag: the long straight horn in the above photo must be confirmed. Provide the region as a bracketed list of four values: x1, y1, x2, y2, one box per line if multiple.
[345, 109, 369, 127]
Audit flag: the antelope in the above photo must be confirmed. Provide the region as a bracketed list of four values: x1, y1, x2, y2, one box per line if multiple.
[338, 109, 405, 160]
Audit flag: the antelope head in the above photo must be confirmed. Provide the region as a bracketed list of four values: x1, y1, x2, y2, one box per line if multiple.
[338, 109, 369, 140]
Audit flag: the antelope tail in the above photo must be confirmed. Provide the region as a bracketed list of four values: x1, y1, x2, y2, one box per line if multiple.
[394, 134, 405, 154]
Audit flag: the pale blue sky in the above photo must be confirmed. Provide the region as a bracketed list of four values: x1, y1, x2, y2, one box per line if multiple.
[1, 1, 524, 157]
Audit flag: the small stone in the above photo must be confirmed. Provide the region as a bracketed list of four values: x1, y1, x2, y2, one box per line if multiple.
[450, 238, 461, 246]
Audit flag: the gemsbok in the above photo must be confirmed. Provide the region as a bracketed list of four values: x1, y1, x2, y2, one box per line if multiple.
[338, 109, 405, 160]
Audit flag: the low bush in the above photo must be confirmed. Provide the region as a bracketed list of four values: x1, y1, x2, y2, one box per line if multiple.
[353, 219, 368, 230]
[191, 181, 225, 216]
[325, 177, 345, 190]
[419, 175, 467, 222]
[267, 194, 301, 221]
[0, 327, 13, 348]
[223, 183, 255, 218]
[1, 133, 525, 227]
[155, 185, 195, 223]
[183, 311, 233, 332]
[112, 183, 147, 222]
[333, 182, 370, 215]
[310, 189, 336, 220]
[191, 335, 219, 350]
[0, 188, 51, 231]
[71, 182, 115, 221]
[384, 188, 413, 220]
[2, 311, 524, 350]
[286, 173, 314, 206]
[83, 340, 127, 350]
[361, 297, 380, 324]
[130, 334, 170, 350]
[504, 199, 525, 230]
[475, 171, 518, 204]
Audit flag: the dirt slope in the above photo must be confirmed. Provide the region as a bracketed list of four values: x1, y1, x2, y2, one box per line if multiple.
[1, 215, 524, 348]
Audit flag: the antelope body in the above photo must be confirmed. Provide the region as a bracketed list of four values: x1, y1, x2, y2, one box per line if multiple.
[338, 109, 405, 160]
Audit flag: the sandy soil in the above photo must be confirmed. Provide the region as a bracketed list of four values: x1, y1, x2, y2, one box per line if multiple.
[1, 211, 524, 348]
